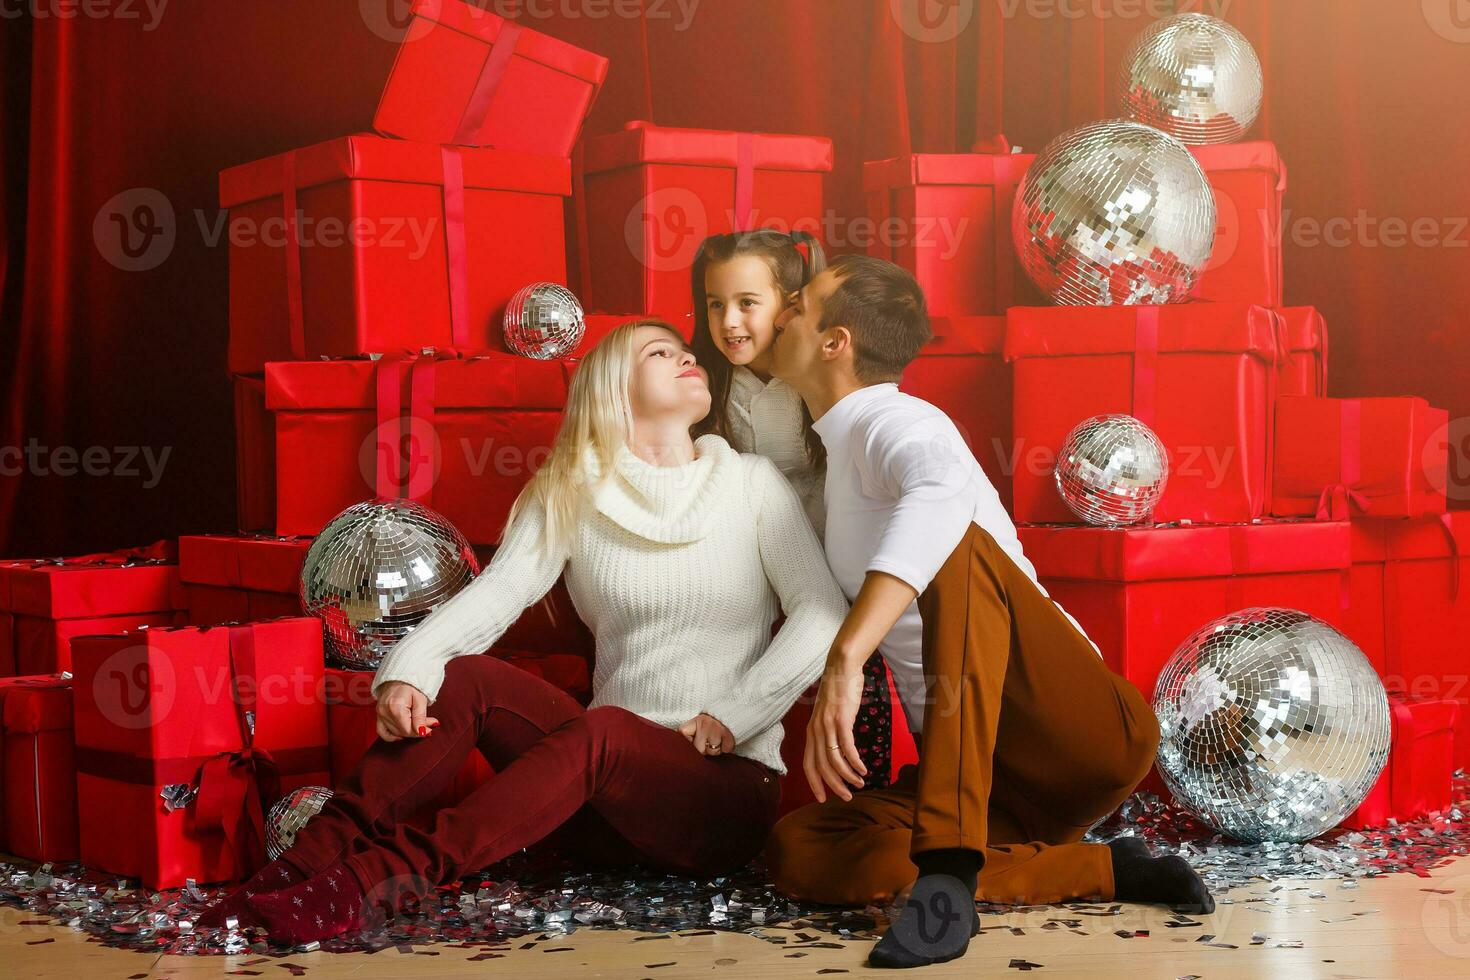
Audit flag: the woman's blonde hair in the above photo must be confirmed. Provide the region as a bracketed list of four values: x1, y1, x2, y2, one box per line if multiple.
[503, 318, 690, 558]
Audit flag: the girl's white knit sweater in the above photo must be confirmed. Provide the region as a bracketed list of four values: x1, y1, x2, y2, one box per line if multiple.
[726, 366, 826, 540]
[370, 434, 850, 775]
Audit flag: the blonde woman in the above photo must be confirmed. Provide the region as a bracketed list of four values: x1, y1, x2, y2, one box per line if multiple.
[197, 320, 850, 944]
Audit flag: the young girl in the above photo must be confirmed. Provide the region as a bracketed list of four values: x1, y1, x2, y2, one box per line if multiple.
[690, 230, 896, 790]
[197, 320, 850, 943]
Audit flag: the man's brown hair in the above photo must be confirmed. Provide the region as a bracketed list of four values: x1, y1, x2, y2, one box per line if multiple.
[817, 254, 931, 382]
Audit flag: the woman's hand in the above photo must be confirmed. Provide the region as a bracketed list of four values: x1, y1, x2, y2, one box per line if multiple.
[804, 660, 869, 802]
[376, 680, 439, 742]
[679, 713, 736, 757]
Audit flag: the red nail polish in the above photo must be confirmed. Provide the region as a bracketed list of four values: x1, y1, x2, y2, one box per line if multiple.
[417, 725, 428, 736]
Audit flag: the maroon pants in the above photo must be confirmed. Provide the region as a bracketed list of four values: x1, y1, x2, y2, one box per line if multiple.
[282, 655, 782, 898]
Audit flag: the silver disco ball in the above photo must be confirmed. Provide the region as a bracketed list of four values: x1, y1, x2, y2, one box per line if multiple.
[1012, 120, 1216, 306]
[1056, 414, 1169, 526]
[504, 282, 585, 359]
[266, 785, 333, 860]
[301, 498, 480, 669]
[1119, 13, 1264, 145]
[1153, 608, 1391, 843]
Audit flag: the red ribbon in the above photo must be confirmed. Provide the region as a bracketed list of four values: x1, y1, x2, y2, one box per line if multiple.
[734, 133, 755, 231]
[282, 151, 306, 360]
[440, 148, 470, 348]
[1130, 307, 1160, 429]
[453, 21, 524, 145]
[1315, 399, 1371, 520]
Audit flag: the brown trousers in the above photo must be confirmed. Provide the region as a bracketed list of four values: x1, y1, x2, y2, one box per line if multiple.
[766, 522, 1159, 906]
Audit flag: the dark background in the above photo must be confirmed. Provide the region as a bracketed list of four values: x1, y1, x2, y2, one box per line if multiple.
[3, 0, 1467, 556]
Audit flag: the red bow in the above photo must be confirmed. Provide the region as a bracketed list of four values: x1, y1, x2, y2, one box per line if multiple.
[1315, 483, 1371, 522]
[193, 743, 282, 880]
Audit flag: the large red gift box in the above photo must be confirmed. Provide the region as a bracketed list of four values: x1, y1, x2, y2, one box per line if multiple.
[862, 153, 1042, 316]
[1019, 519, 1352, 700]
[70, 618, 331, 889]
[1005, 304, 1282, 524]
[220, 135, 571, 376]
[1350, 514, 1470, 762]
[1, 676, 78, 862]
[266, 352, 571, 544]
[1188, 142, 1286, 308]
[899, 316, 1014, 511]
[234, 375, 276, 534]
[1271, 396, 1449, 520]
[1278, 307, 1328, 398]
[373, 0, 608, 157]
[1343, 694, 1458, 829]
[0, 541, 187, 676]
[178, 534, 313, 626]
[580, 121, 833, 320]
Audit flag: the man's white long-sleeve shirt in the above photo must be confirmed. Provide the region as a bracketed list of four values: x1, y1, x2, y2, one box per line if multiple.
[811, 382, 1099, 732]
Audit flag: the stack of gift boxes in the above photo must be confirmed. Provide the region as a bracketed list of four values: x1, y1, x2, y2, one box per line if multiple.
[864, 136, 1464, 826]
[0, 0, 1461, 886]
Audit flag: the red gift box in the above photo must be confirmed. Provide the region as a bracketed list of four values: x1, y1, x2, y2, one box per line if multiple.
[2, 676, 78, 862]
[1188, 142, 1286, 308]
[178, 534, 313, 626]
[1343, 694, 1458, 829]
[1278, 307, 1328, 398]
[899, 316, 1014, 512]
[373, 0, 608, 157]
[862, 153, 1043, 316]
[266, 351, 571, 544]
[220, 134, 571, 376]
[1352, 514, 1470, 762]
[1271, 396, 1449, 520]
[580, 121, 833, 320]
[234, 375, 276, 534]
[1019, 519, 1353, 700]
[1005, 303, 1283, 524]
[0, 541, 187, 675]
[70, 618, 331, 889]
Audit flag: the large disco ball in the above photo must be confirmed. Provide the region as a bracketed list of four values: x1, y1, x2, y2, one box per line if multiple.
[1153, 608, 1391, 843]
[266, 785, 333, 860]
[1012, 120, 1216, 306]
[1055, 414, 1168, 526]
[301, 498, 480, 669]
[1120, 13, 1263, 145]
[504, 282, 585, 359]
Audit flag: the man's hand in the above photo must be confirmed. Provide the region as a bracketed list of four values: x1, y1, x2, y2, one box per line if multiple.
[376, 680, 438, 741]
[679, 713, 736, 756]
[803, 661, 869, 802]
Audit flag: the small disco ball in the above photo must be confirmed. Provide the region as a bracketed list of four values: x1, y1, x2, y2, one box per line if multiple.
[1055, 414, 1169, 526]
[504, 282, 585, 359]
[266, 785, 333, 860]
[301, 498, 480, 670]
[1012, 119, 1216, 306]
[1120, 13, 1264, 145]
[1153, 608, 1391, 843]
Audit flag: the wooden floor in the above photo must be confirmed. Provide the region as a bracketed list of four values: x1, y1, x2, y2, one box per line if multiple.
[5, 856, 1470, 978]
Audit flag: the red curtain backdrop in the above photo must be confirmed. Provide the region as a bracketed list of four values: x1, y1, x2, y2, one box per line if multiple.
[3, 0, 1468, 555]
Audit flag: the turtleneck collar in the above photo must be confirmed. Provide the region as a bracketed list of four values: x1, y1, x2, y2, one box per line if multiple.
[587, 433, 740, 543]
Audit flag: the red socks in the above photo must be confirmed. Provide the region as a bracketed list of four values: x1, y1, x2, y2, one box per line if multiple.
[196, 858, 306, 929]
[246, 863, 366, 945]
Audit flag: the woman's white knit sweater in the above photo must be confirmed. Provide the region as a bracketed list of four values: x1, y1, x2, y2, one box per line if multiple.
[370, 433, 850, 775]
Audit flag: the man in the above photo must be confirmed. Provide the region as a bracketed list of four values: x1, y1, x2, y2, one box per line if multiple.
[765, 255, 1212, 969]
